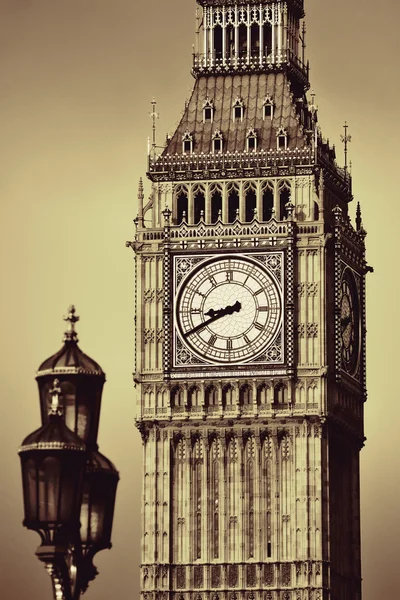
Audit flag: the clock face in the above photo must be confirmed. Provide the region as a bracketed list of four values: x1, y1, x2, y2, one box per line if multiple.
[175, 255, 282, 364]
[340, 269, 360, 375]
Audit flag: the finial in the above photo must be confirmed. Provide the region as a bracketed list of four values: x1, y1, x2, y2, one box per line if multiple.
[332, 205, 343, 225]
[253, 207, 258, 219]
[63, 305, 79, 343]
[218, 209, 222, 220]
[301, 21, 306, 65]
[235, 208, 239, 219]
[162, 206, 172, 226]
[149, 98, 159, 153]
[356, 201, 362, 232]
[200, 209, 204, 221]
[137, 177, 145, 225]
[49, 379, 63, 416]
[138, 178, 144, 198]
[340, 122, 352, 179]
[285, 201, 294, 220]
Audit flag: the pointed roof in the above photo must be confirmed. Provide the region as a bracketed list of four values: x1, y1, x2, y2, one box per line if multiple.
[37, 306, 104, 378]
[163, 73, 308, 156]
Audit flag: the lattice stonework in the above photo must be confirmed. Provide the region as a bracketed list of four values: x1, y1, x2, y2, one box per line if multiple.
[170, 251, 285, 373]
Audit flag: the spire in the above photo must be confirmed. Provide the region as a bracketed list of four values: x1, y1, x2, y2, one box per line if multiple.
[340, 122, 352, 179]
[137, 177, 144, 224]
[63, 305, 79, 343]
[356, 201, 362, 232]
[149, 98, 158, 155]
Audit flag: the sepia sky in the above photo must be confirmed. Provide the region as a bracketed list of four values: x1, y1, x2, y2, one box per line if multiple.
[0, 0, 399, 598]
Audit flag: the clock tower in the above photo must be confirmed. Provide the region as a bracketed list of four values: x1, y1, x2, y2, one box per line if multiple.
[127, 1, 370, 599]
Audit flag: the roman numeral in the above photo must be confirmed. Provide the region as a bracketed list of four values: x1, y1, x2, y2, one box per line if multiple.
[226, 270, 233, 281]
[258, 306, 269, 311]
[208, 334, 217, 346]
[244, 334, 251, 345]
[208, 276, 217, 286]
[254, 322, 264, 331]
[226, 338, 233, 350]
[190, 308, 201, 314]
[254, 288, 264, 296]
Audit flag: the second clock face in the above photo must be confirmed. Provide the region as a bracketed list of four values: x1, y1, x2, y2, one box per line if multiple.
[340, 269, 360, 375]
[176, 255, 282, 364]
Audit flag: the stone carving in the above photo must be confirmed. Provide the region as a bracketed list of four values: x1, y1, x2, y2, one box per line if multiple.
[281, 435, 290, 460]
[211, 565, 221, 588]
[229, 436, 238, 462]
[281, 563, 291, 586]
[193, 566, 203, 588]
[144, 289, 155, 303]
[307, 323, 318, 338]
[228, 564, 238, 587]
[307, 282, 319, 296]
[264, 564, 274, 586]
[297, 283, 306, 297]
[246, 564, 257, 587]
[176, 566, 186, 589]
[143, 328, 155, 344]
[297, 323, 305, 338]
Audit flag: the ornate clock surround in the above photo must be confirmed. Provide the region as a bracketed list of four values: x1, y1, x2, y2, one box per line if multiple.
[165, 248, 291, 379]
[340, 264, 362, 380]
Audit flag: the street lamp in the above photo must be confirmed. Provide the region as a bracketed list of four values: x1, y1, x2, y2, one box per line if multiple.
[19, 306, 119, 600]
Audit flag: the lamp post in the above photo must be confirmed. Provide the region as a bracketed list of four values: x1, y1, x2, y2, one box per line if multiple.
[19, 307, 119, 600]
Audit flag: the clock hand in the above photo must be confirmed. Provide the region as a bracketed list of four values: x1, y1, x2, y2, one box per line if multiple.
[184, 301, 241, 337]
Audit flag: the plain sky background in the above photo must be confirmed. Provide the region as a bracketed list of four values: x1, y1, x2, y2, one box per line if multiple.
[0, 0, 398, 598]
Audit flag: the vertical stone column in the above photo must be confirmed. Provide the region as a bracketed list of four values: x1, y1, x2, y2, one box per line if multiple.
[210, 7, 214, 65]
[203, 6, 208, 63]
[222, 7, 227, 64]
[246, 6, 251, 64]
[222, 182, 228, 223]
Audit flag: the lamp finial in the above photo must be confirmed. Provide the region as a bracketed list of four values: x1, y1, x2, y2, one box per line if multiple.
[63, 305, 79, 343]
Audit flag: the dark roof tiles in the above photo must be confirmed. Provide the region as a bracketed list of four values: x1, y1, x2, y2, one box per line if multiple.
[164, 73, 307, 156]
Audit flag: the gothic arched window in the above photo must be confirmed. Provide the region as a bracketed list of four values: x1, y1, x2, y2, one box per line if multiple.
[257, 383, 269, 405]
[205, 385, 218, 407]
[251, 22, 259, 57]
[226, 23, 234, 58]
[203, 98, 214, 123]
[279, 182, 291, 220]
[188, 386, 201, 408]
[233, 97, 244, 122]
[211, 188, 222, 223]
[262, 184, 274, 221]
[240, 384, 252, 405]
[263, 22, 272, 55]
[212, 130, 223, 153]
[277, 126, 288, 150]
[182, 130, 193, 153]
[263, 95, 274, 120]
[245, 185, 257, 222]
[246, 128, 258, 152]
[228, 186, 240, 223]
[222, 384, 234, 406]
[193, 187, 205, 224]
[274, 382, 288, 404]
[171, 386, 184, 407]
[238, 24, 247, 57]
[214, 25, 223, 59]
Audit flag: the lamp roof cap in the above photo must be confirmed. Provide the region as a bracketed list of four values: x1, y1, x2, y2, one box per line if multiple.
[37, 306, 105, 378]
